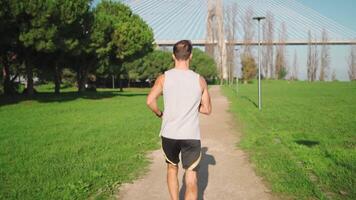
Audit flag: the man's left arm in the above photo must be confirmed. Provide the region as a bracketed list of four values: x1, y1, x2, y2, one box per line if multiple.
[146, 74, 164, 118]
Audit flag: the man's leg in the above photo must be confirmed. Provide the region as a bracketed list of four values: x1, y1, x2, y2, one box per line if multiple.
[184, 170, 198, 200]
[180, 139, 201, 200]
[167, 163, 179, 200]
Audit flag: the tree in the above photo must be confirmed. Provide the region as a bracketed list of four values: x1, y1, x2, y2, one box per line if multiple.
[291, 50, 298, 80]
[0, 53, 21, 95]
[312, 34, 319, 82]
[240, 7, 256, 84]
[0, 0, 19, 95]
[275, 22, 288, 79]
[307, 31, 312, 81]
[52, 0, 93, 94]
[10, 0, 61, 96]
[122, 49, 172, 86]
[307, 30, 319, 82]
[224, 2, 238, 85]
[0, 0, 93, 95]
[122, 59, 141, 88]
[348, 45, 356, 81]
[331, 69, 337, 81]
[320, 28, 330, 81]
[241, 54, 257, 84]
[141, 50, 172, 81]
[241, 7, 254, 57]
[93, 0, 154, 91]
[215, 0, 226, 83]
[122, 48, 217, 86]
[205, 0, 216, 58]
[262, 12, 274, 79]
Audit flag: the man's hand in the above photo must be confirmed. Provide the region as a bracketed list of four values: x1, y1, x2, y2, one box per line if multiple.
[155, 111, 163, 118]
[146, 74, 165, 117]
[199, 77, 212, 115]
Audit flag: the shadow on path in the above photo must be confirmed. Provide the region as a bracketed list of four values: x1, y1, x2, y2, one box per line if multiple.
[179, 147, 216, 200]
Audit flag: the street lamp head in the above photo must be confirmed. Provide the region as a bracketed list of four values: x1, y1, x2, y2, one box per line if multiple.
[252, 17, 266, 21]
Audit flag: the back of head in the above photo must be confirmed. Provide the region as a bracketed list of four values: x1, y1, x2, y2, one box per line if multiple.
[173, 40, 192, 60]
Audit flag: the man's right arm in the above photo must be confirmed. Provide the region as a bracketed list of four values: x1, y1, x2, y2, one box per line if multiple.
[146, 75, 164, 117]
[199, 77, 212, 115]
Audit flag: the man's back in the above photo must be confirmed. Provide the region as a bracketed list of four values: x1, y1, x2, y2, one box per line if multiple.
[146, 40, 211, 200]
[160, 68, 202, 140]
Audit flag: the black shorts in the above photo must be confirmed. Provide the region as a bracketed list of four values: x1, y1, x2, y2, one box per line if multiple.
[161, 136, 201, 171]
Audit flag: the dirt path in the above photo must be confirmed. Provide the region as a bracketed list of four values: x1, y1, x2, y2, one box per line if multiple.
[117, 86, 274, 200]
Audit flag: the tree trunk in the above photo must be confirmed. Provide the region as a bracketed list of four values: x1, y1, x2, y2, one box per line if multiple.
[77, 66, 87, 93]
[54, 65, 61, 94]
[112, 75, 115, 89]
[119, 74, 123, 92]
[26, 62, 34, 96]
[2, 58, 13, 95]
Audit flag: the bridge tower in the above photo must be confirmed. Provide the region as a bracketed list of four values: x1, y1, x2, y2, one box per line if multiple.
[205, 0, 215, 58]
[206, 0, 228, 82]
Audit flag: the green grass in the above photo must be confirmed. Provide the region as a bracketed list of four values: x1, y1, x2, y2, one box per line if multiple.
[222, 80, 356, 200]
[0, 85, 161, 199]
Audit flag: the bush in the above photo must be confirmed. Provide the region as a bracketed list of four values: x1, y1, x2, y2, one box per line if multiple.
[122, 48, 217, 85]
[190, 48, 217, 80]
[278, 67, 288, 79]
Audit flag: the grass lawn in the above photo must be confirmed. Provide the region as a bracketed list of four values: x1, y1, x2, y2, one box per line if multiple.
[0, 85, 161, 199]
[222, 80, 356, 200]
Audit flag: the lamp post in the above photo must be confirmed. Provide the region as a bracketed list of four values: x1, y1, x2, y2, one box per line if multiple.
[253, 16, 265, 110]
[234, 48, 239, 94]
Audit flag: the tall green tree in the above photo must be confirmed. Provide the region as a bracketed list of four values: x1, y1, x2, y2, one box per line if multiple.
[0, 0, 22, 95]
[52, 0, 93, 94]
[1, 0, 93, 95]
[11, 0, 59, 96]
[93, 0, 154, 91]
[50, 0, 96, 93]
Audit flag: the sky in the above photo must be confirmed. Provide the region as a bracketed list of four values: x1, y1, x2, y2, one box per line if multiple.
[287, 0, 355, 81]
[298, 0, 356, 32]
[92, 0, 355, 80]
[94, 0, 356, 31]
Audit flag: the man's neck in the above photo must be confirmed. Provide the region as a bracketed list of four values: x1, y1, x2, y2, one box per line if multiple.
[174, 60, 190, 70]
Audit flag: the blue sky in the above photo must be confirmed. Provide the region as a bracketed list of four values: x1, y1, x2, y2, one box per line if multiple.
[92, 0, 354, 80]
[298, 0, 356, 32]
[94, 0, 356, 32]
[289, 0, 355, 81]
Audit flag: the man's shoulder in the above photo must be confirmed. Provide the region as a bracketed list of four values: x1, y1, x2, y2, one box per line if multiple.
[163, 68, 174, 75]
[157, 73, 165, 81]
[188, 69, 201, 77]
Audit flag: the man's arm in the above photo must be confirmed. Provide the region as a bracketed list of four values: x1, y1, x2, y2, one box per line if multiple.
[199, 76, 212, 115]
[146, 74, 164, 117]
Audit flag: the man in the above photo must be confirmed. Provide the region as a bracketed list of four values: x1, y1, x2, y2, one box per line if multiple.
[146, 40, 212, 200]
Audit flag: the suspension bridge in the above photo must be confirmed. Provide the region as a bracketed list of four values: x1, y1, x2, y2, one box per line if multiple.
[116, 0, 356, 80]
[121, 0, 356, 45]
[155, 39, 356, 46]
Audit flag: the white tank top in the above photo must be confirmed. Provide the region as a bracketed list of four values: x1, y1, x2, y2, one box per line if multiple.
[160, 68, 202, 140]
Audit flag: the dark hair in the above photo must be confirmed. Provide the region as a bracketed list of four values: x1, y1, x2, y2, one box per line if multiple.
[173, 40, 192, 60]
